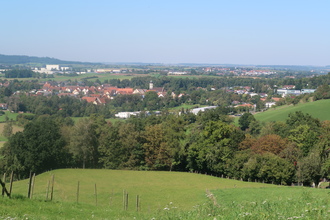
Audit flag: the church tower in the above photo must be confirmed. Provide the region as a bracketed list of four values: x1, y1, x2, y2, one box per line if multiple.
[149, 80, 154, 90]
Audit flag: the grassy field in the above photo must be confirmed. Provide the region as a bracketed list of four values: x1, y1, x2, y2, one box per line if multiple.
[1, 169, 330, 219]
[0, 169, 330, 219]
[254, 99, 330, 123]
[49, 73, 143, 82]
[0, 111, 20, 122]
[8, 72, 149, 83]
[10, 169, 270, 210]
[210, 187, 330, 219]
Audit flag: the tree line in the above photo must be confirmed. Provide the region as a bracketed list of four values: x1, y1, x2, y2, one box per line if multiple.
[1, 109, 330, 187]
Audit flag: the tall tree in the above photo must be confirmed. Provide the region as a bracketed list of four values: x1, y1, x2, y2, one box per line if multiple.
[0, 116, 70, 176]
[187, 120, 244, 174]
[238, 112, 256, 131]
[99, 122, 144, 169]
[2, 122, 13, 138]
[69, 118, 100, 168]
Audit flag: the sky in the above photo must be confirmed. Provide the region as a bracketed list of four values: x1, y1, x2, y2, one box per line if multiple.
[1, 0, 329, 66]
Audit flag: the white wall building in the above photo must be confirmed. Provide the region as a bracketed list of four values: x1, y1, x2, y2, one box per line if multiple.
[190, 106, 217, 115]
[46, 65, 60, 71]
[265, 102, 276, 108]
[115, 111, 141, 119]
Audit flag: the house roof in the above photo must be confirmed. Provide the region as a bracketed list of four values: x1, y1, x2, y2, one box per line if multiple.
[272, 97, 282, 102]
[82, 97, 97, 103]
[116, 88, 134, 94]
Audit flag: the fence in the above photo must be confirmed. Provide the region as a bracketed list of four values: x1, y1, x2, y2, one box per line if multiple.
[1, 172, 141, 212]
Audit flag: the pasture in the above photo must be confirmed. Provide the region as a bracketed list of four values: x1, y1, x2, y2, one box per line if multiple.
[49, 73, 144, 82]
[0, 111, 20, 122]
[1, 169, 330, 219]
[253, 99, 330, 123]
[9, 169, 270, 210]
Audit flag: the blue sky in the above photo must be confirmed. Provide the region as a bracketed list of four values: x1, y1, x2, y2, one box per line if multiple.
[1, 0, 329, 65]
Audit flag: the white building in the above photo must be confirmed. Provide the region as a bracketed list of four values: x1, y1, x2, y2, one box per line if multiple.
[265, 102, 276, 108]
[115, 111, 141, 119]
[168, 71, 188, 75]
[276, 89, 301, 97]
[46, 65, 60, 71]
[61, 67, 70, 71]
[190, 106, 218, 115]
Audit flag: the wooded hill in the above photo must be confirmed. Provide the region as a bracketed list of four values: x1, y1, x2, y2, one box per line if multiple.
[0, 54, 100, 65]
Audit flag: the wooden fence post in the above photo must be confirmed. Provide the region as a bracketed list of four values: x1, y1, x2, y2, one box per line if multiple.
[27, 171, 32, 198]
[136, 195, 139, 212]
[1, 173, 5, 196]
[0, 179, 10, 197]
[50, 174, 55, 201]
[126, 192, 129, 211]
[30, 173, 36, 199]
[76, 181, 80, 203]
[9, 171, 13, 196]
[94, 183, 97, 206]
[46, 180, 50, 200]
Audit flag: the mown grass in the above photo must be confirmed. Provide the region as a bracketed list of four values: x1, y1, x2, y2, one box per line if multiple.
[254, 99, 330, 122]
[1, 169, 330, 219]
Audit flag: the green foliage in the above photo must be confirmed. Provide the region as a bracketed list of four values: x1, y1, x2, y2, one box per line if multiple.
[0, 54, 99, 65]
[99, 122, 144, 169]
[0, 116, 71, 176]
[314, 84, 330, 100]
[286, 111, 321, 132]
[187, 120, 244, 174]
[69, 115, 105, 168]
[288, 125, 318, 156]
[241, 153, 295, 185]
[2, 122, 13, 138]
[239, 112, 256, 131]
[4, 68, 34, 78]
[296, 149, 323, 186]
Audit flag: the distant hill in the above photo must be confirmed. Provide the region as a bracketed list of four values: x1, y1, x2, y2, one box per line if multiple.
[254, 99, 330, 122]
[0, 54, 100, 65]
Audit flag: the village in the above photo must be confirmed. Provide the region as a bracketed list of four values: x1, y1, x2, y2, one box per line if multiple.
[16, 76, 315, 119]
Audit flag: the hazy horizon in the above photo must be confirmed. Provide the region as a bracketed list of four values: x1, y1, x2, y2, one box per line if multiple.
[1, 1, 329, 66]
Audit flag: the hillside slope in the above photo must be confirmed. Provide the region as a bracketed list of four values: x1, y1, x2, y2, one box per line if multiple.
[11, 169, 271, 210]
[254, 99, 330, 122]
[0, 54, 99, 65]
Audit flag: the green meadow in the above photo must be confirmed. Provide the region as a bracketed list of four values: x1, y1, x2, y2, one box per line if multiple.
[1, 169, 330, 219]
[254, 99, 330, 123]
[49, 73, 141, 82]
[0, 111, 20, 122]
[10, 169, 269, 210]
